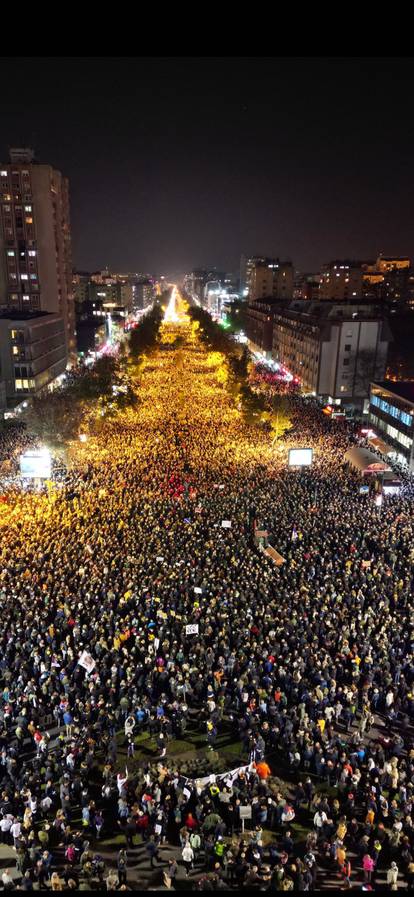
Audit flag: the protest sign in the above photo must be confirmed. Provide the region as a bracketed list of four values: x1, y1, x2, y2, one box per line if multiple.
[78, 651, 96, 674]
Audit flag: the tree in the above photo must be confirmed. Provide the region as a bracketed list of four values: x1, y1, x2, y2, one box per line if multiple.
[129, 306, 163, 360]
[349, 349, 380, 396]
[25, 392, 86, 450]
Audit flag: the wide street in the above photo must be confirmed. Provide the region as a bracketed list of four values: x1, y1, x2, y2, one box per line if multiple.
[0, 288, 413, 890]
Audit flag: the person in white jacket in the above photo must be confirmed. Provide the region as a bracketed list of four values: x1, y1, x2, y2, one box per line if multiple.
[387, 862, 399, 890]
[182, 841, 194, 877]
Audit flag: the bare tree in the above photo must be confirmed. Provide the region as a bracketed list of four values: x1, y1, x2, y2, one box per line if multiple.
[349, 348, 380, 397]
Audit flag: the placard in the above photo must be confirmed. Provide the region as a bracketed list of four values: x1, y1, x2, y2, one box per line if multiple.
[221, 520, 232, 528]
[239, 806, 252, 819]
[78, 651, 96, 674]
[185, 624, 199, 635]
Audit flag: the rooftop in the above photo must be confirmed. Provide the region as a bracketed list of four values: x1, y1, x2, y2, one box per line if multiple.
[0, 310, 51, 321]
[373, 380, 414, 404]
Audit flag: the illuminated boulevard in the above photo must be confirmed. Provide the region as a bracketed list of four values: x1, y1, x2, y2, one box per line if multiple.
[1, 288, 414, 890]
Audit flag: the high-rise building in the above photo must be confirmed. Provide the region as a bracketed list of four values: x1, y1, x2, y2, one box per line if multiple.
[0, 148, 75, 359]
[319, 260, 363, 300]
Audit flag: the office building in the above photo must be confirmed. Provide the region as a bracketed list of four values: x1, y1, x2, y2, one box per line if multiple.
[368, 380, 414, 470]
[319, 260, 363, 301]
[0, 311, 66, 408]
[0, 148, 75, 359]
[272, 301, 391, 408]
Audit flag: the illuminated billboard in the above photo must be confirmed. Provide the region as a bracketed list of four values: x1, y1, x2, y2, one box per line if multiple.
[288, 448, 313, 467]
[20, 448, 51, 479]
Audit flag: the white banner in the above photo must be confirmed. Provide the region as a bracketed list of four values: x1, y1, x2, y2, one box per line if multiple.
[182, 762, 254, 790]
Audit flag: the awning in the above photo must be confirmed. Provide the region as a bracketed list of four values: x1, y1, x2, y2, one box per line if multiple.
[344, 446, 392, 473]
[368, 436, 393, 455]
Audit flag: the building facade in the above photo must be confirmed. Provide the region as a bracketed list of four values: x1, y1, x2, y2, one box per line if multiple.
[368, 380, 414, 470]
[0, 311, 66, 405]
[319, 261, 363, 301]
[293, 272, 321, 301]
[362, 255, 411, 307]
[247, 258, 294, 302]
[246, 299, 283, 356]
[0, 148, 75, 359]
[272, 301, 391, 407]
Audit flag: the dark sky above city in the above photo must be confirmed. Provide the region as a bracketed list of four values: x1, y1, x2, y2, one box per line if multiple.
[1, 57, 414, 278]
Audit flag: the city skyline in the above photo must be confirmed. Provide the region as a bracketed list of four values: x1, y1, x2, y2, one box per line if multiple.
[2, 56, 414, 274]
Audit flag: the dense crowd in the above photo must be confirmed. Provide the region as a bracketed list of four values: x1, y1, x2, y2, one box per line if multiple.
[0, 295, 413, 890]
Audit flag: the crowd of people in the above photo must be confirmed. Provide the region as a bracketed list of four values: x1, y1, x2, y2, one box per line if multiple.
[0, 293, 413, 890]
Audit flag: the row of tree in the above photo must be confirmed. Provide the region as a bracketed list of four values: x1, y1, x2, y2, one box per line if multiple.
[188, 306, 292, 439]
[25, 301, 166, 453]
[129, 304, 163, 360]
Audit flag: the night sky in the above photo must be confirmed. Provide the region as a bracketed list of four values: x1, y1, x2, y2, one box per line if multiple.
[1, 57, 414, 278]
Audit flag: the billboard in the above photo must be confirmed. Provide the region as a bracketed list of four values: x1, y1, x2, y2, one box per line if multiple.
[20, 448, 51, 479]
[288, 448, 313, 467]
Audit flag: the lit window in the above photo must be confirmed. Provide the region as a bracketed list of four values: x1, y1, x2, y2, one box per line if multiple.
[30, 274, 37, 280]
[1, 170, 8, 177]
[20, 274, 28, 280]
[11, 330, 17, 339]
[401, 411, 412, 426]
[25, 217, 33, 224]
[387, 424, 399, 440]
[13, 346, 18, 355]
[24, 205, 32, 212]
[28, 251, 36, 257]
[7, 251, 14, 257]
